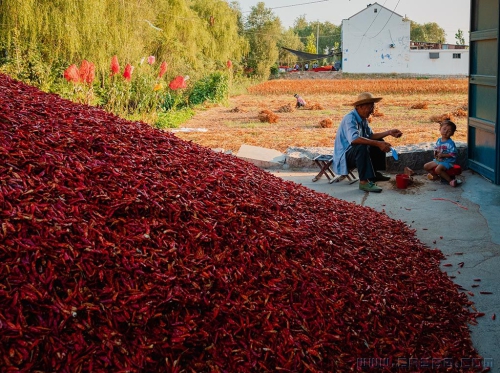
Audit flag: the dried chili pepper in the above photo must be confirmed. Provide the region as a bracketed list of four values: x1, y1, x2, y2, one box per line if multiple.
[0, 74, 483, 372]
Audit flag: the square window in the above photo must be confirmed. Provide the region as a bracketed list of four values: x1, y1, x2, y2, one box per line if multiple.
[429, 52, 440, 59]
[453, 53, 461, 59]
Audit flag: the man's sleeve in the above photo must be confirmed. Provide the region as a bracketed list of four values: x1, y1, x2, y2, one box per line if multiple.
[345, 116, 360, 143]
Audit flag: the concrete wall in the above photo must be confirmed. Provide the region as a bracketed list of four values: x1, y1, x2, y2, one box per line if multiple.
[408, 49, 469, 75]
[342, 4, 411, 74]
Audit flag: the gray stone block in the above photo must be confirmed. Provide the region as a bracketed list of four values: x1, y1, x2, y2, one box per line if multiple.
[285, 152, 317, 169]
[236, 144, 286, 169]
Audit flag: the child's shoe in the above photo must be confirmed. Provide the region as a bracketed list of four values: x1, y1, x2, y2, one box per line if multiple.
[449, 179, 463, 187]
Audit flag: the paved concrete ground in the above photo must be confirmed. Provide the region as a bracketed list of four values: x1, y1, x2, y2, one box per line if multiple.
[271, 169, 500, 371]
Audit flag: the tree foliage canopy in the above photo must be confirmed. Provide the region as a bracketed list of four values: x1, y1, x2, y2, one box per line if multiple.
[410, 21, 447, 43]
[455, 29, 466, 45]
[244, 2, 282, 77]
[0, 1, 451, 83]
[0, 0, 246, 83]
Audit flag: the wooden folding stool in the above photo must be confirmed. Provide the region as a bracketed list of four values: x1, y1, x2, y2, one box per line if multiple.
[312, 155, 358, 184]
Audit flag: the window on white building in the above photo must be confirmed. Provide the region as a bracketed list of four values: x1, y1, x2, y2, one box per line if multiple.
[453, 53, 461, 59]
[374, 8, 378, 13]
[429, 52, 440, 59]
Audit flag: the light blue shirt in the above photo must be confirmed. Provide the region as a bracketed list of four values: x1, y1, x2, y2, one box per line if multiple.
[332, 109, 373, 175]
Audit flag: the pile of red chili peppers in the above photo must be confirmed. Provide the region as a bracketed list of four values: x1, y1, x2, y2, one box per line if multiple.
[0, 74, 482, 372]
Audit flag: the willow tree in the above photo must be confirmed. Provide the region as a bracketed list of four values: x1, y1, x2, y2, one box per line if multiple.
[0, 0, 248, 87]
[0, 0, 156, 86]
[190, 0, 248, 71]
[244, 2, 281, 78]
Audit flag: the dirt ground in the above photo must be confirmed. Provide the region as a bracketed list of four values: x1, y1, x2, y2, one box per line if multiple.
[173, 76, 468, 153]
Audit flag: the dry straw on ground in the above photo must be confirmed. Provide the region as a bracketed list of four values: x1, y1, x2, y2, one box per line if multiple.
[430, 113, 454, 123]
[411, 102, 429, 109]
[248, 79, 467, 95]
[258, 110, 279, 123]
[277, 103, 295, 113]
[306, 103, 324, 110]
[176, 78, 468, 152]
[453, 105, 468, 117]
[229, 107, 246, 113]
[319, 118, 333, 128]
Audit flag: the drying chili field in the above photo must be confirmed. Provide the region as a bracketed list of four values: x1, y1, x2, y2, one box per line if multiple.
[0, 73, 482, 372]
[177, 77, 468, 153]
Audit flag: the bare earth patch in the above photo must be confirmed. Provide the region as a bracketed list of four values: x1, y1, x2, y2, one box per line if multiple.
[173, 78, 468, 153]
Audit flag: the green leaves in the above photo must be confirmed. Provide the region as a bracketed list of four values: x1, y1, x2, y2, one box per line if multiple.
[189, 72, 229, 106]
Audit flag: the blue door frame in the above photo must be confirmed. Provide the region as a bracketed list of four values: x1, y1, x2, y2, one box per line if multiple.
[469, 0, 500, 184]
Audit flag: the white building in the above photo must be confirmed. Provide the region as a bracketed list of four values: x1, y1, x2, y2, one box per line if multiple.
[341, 3, 468, 75]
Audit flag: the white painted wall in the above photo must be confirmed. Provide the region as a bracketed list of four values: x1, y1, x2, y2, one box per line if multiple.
[342, 3, 411, 74]
[408, 50, 469, 75]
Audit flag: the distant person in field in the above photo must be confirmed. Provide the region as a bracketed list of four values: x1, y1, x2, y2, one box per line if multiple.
[332, 92, 403, 193]
[424, 120, 462, 187]
[294, 94, 306, 108]
[304, 63, 309, 71]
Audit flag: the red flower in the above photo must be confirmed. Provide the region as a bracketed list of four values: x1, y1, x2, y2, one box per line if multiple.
[64, 64, 80, 83]
[227, 60, 232, 69]
[79, 60, 95, 84]
[147, 56, 156, 65]
[158, 62, 168, 78]
[123, 64, 134, 81]
[169, 76, 187, 90]
[110, 55, 120, 76]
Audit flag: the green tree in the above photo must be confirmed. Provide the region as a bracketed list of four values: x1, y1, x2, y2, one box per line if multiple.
[305, 33, 317, 54]
[410, 20, 446, 43]
[292, 18, 341, 64]
[0, 0, 247, 85]
[244, 2, 281, 77]
[277, 29, 303, 67]
[455, 29, 466, 45]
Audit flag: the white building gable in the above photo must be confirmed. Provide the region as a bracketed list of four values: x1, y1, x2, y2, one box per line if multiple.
[341, 3, 411, 73]
[341, 3, 468, 75]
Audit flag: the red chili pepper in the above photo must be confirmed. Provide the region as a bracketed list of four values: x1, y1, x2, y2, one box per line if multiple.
[0, 74, 483, 372]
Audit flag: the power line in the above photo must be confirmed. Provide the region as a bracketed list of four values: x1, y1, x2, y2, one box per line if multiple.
[349, 0, 401, 56]
[241, 0, 331, 13]
[367, 0, 402, 39]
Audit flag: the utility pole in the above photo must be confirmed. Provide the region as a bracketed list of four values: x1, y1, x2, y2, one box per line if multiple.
[316, 20, 319, 54]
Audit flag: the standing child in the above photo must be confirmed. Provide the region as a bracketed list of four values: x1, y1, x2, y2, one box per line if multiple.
[424, 120, 461, 187]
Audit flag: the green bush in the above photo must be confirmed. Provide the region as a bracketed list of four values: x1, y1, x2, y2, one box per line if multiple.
[155, 107, 195, 129]
[188, 72, 228, 106]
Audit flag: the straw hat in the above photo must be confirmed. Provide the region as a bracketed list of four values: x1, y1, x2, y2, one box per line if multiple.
[351, 92, 383, 106]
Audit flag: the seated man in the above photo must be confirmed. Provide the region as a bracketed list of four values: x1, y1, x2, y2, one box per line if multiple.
[332, 92, 403, 193]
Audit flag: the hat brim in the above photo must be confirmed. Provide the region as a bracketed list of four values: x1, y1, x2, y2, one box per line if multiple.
[352, 97, 383, 106]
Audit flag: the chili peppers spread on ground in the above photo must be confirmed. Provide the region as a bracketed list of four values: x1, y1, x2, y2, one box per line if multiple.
[0, 74, 481, 372]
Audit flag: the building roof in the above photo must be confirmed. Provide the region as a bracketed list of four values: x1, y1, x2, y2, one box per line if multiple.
[345, 2, 404, 21]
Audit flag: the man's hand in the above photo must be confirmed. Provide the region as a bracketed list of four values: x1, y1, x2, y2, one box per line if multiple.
[378, 141, 392, 153]
[389, 129, 403, 138]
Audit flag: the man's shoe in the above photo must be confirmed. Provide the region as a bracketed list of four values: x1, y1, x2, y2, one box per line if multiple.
[373, 171, 391, 182]
[359, 181, 383, 193]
